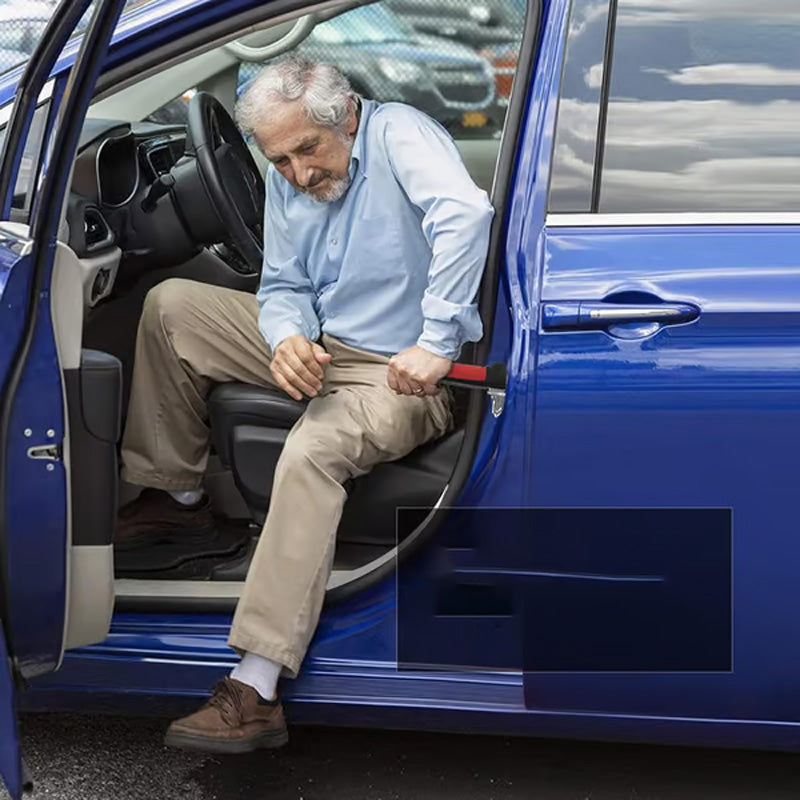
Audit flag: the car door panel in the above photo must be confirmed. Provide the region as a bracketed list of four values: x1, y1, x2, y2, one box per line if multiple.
[522, 223, 800, 721]
[0, 1, 128, 795]
[3, 250, 69, 678]
[53, 243, 119, 651]
[510, 0, 800, 728]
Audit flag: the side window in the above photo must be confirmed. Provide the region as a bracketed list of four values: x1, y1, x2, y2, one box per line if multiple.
[0, 102, 51, 219]
[13, 103, 49, 216]
[550, 1, 800, 214]
[238, 1, 527, 138]
[143, 1, 529, 193]
[0, 0, 157, 217]
[548, 0, 611, 212]
[235, 0, 529, 192]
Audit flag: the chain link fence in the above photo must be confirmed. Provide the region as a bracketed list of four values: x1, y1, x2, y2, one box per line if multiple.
[1, 0, 528, 138]
[0, 0, 154, 78]
[239, 0, 528, 137]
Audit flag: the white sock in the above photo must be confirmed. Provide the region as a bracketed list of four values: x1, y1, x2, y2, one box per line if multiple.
[169, 489, 203, 506]
[230, 652, 282, 700]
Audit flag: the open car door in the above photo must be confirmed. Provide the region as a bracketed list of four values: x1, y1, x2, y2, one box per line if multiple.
[0, 0, 127, 796]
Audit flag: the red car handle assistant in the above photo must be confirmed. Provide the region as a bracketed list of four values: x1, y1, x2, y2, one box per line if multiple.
[441, 362, 507, 390]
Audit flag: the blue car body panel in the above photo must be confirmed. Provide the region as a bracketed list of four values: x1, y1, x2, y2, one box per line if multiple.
[0, 243, 68, 680]
[0, 224, 68, 799]
[1, 0, 800, 774]
[527, 223, 800, 719]
[0, 0, 130, 793]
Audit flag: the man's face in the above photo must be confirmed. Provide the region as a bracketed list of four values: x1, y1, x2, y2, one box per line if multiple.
[256, 99, 357, 203]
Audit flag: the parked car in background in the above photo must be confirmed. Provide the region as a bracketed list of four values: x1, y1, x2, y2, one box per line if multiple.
[384, 0, 522, 48]
[385, 0, 527, 110]
[240, 4, 497, 136]
[477, 39, 518, 108]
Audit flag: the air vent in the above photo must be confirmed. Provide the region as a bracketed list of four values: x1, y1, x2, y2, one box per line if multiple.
[84, 207, 113, 251]
[147, 145, 174, 176]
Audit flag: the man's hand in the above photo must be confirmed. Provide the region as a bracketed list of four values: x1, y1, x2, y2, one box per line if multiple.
[388, 345, 452, 397]
[271, 335, 332, 401]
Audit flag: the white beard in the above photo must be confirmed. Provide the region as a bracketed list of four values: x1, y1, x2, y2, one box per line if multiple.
[306, 173, 351, 204]
[305, 129, 355, 203]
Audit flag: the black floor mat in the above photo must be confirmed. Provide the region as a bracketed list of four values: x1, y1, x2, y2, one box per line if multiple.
[114, 518, 252, 580]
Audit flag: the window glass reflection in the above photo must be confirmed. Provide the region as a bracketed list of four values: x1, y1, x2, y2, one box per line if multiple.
[548, 0, 610, 213]
[600, 0, 800, 213]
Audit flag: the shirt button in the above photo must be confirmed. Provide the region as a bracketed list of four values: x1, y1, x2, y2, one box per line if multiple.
[331, 238, 338, 246]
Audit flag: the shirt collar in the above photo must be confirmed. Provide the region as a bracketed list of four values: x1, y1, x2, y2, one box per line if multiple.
[349, 96, 373, 180]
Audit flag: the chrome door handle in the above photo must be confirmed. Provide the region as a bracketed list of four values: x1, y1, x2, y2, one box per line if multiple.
[542, 301, 699, 331]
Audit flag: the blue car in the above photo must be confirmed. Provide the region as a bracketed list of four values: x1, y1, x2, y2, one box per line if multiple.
[2, 0, 800, 795]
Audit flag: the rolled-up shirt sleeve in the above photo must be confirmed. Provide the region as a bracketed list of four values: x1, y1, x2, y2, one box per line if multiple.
[383, 111, 494, 360]
[257, 168, 321, 352]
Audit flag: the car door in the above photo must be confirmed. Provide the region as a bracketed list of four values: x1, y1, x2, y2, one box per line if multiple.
[0, 0, 127, 796]
[524, 0, 800, 724]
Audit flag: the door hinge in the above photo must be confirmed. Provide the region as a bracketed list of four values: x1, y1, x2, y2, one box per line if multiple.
[27, 443, 61, 461]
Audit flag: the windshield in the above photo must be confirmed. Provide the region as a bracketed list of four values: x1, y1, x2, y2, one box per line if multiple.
[0, 0, 157, 79]
[312, 5, 416, 45]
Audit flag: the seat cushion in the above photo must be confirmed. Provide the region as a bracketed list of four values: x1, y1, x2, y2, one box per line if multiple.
[209, 383, 306, 465]
[208, 382, 464, 546]
[338, 428, 464, 545]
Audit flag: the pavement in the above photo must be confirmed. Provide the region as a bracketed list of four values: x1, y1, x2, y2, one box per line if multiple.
[3, 713, 800, 799]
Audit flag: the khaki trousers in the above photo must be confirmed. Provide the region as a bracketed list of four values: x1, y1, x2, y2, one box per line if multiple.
[121, 278, 452, 676]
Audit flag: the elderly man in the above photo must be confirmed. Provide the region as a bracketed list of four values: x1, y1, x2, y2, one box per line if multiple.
[116, 55, 493, 752]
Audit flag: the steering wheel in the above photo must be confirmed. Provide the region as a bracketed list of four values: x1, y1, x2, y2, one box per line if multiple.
[188, 91, 265, 273]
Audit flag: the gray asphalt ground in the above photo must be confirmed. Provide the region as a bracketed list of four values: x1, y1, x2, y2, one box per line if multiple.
[3, 714, 800, 800]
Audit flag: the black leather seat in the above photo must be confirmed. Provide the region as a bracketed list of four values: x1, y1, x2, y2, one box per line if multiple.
[208, 383, 463, 546]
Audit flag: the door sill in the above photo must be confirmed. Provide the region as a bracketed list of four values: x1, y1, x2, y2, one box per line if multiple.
[114, 548, 397, 612]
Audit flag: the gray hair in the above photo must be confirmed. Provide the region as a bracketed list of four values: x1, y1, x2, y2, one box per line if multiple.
[235, 55, 355, 137]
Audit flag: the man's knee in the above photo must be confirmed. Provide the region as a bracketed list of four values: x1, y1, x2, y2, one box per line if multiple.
[276, 429, 356, 487]
[140, 278, 201, 340]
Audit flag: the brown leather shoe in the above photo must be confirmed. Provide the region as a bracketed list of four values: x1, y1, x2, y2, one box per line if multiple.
[114, 488, 215, 551]
[164, 678, 288, 753]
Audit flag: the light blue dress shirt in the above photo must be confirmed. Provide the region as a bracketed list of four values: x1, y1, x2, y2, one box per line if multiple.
[256, 99, 494, 360]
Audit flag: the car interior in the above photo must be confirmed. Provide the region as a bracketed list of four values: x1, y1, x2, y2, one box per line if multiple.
[25, 0, 529, 622]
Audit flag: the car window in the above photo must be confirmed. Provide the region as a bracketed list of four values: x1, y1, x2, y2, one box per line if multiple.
[12, 101, 49, 214]
[0, 100, 49, 216]
[237, 0, 527, 140]
[548, 0, 611, 213]
[310, 5, 416, 45]
[3, 18, 48, 54]
[549, 0, 800, 215]
[0, 0, 160, 80]
[601, 0, 800, 213]
[235, 0, 527, 195]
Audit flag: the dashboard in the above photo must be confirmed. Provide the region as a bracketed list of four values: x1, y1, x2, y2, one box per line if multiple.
[65, 114, 257, 311]
[66, 120, 195, 307]
[71, 121, 187, 219]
